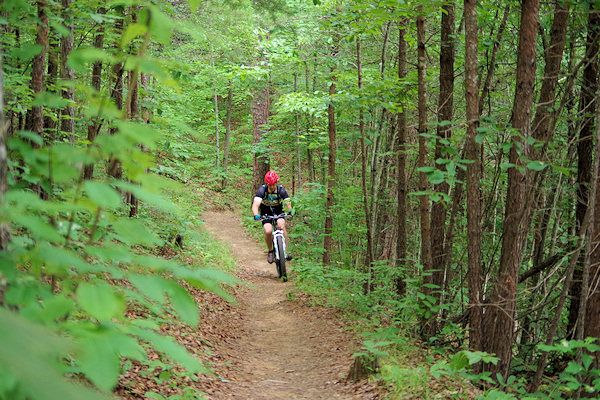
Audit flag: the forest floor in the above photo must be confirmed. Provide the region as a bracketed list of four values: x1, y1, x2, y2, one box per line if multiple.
[195, 208, 382, 399]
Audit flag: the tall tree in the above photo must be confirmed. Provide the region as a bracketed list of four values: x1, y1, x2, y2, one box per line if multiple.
[395, 19, 408, 295]
[356, 37, 374, 276]
[430, 0, 456, 311]
[416, 9, 433, 334]
[482, 0, 540, 377]
[322, 36, 338, 266]
[569, 0, 600, 338]
[464, 0, 483, 357]
[60, 0, 75, 140]
[83, 8, 105, 180]
[0, 49, 9, 250]
[107, 7, 124, 179]
[24, 0, 49, 138]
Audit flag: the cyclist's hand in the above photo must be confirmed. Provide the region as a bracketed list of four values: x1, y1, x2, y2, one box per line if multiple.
[254, 214, 261, 221]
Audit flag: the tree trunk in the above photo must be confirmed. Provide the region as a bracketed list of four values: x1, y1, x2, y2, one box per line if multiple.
[464, 0, 483, 358]
[0, 49, 10, 250]
[83, 10, 105, 180]
[416, 10, 434, 335]
[60, 0, 75, 141]
[222, 81, 233, 184]
[569, 1, 600, 339]
[356, 37, 374, 274]
[251, 84, 270, 192]
[479, 4, 510, 116]
[323, 41, 338, 267]
[107, 8, 124, 180]
[44, 36, 58, 139]
[214, 90, 220, 169]
[25, 0, 48, 138]
[430, 0, 456, 324]
[482, 0, 540, 378]
[395, 20, 408, 296]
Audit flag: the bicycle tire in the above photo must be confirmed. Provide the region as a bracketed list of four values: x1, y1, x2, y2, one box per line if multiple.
[275, 236, 287, 282]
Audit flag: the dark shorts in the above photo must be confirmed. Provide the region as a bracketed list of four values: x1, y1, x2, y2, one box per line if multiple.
[261, 216, 285, 226]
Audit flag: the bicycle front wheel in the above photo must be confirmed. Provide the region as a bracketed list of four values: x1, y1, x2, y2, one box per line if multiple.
[275, 236, 287, 282]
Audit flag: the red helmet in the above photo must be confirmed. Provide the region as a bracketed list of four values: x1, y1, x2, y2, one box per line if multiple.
[264, 171, 279, 185]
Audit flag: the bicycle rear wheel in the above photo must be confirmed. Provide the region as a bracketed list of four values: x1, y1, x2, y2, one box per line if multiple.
[275, 236, 287, 282]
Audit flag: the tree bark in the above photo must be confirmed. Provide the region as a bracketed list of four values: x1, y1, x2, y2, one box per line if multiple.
[323, 40, 338, 266]
[44, 36, 58, 139]
[569, 1, 600, 339]
[25, 0, 48, 138]
[430, 0, 456, 323]
[251, 84, 270, 192]
[395, 19, 408, 296]
[60, 0, 75, 141]
[479, 4, 510, 116]
[416, 10, 433, 335]
[83, 10, 105, 180]
[107, 7, 124, 180]
[0, 49, 10, 250]
[481, 0, 540, 378]
[356, 37, 374, 274]
[222, 81, 233, 184]
[464, 0, 483, 357]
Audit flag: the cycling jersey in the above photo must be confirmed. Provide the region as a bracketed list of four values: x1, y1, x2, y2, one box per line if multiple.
[255, 184, 290, 216]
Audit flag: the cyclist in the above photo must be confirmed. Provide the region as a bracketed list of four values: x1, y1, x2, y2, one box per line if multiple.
[252, 170, 293, 263]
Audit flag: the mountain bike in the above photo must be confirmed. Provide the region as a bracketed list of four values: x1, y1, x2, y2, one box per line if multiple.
[259, 213, 290, 282]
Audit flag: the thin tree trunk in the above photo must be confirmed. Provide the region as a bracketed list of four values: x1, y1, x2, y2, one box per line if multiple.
[416, 10, 433, 335]
[252, 84, 270, 191]
[569, 1, 600, 339]
[482, 0, 540, 378]
[222, 81, 233, 184]
[464, 0, 483, 358]
[44, 37, 58, 139]
[107, 7, 124, 179]
[60, 0, 74, 141]
[395, 19, 408, 296]
[25, 0, 48, 138]
[356, 37, 374, 274]
[530, 88, 600, 389]
[323, 39, 338, 266]
[214, 90, 220, 169]
[0, 49, 10, 250]
[294, 72, 301, 193]
[479, 4, 510, 116]
[83, 10, 105, 180]
[431, 0, 456, 322]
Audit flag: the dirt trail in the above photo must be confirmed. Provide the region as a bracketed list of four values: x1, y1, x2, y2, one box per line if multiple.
[199, 209, 380, 400]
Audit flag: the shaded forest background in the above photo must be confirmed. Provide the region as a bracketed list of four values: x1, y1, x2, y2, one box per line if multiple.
[0, 0, 599, 399]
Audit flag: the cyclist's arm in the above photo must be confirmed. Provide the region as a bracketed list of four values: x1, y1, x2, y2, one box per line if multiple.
[283, 198, 292, 212]
[252, 197, 262, 216]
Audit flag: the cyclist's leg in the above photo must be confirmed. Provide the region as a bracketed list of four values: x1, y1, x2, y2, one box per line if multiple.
[263, 222, 274, 251]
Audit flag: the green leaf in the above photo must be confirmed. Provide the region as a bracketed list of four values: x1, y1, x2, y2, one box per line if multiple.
[130, 328, 206, 373]
[68, 47, 116, 73]
[10, 214, 64, 243]
[78, 336, 120, 392]
[111, 218, 161, 246]
[449, 351, 469, 371]
[166, 282, 199, 327]
[32, 92, 71, 109]
[187, 0, 201, 12]
[9, 43, 42, 61]
[121, 23, 147, 48]
[77, 282, 125, 322]
[0, 308, 109, 400]
[128, 274, 169, 303]
[148, 5, 173, 45]
[526, 161, 547, 172]
[116, 121, 161, 149]
[84, 181, 122, 209]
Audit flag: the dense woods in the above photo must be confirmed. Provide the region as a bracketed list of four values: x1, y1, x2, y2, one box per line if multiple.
[1, 0, 599, 398]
